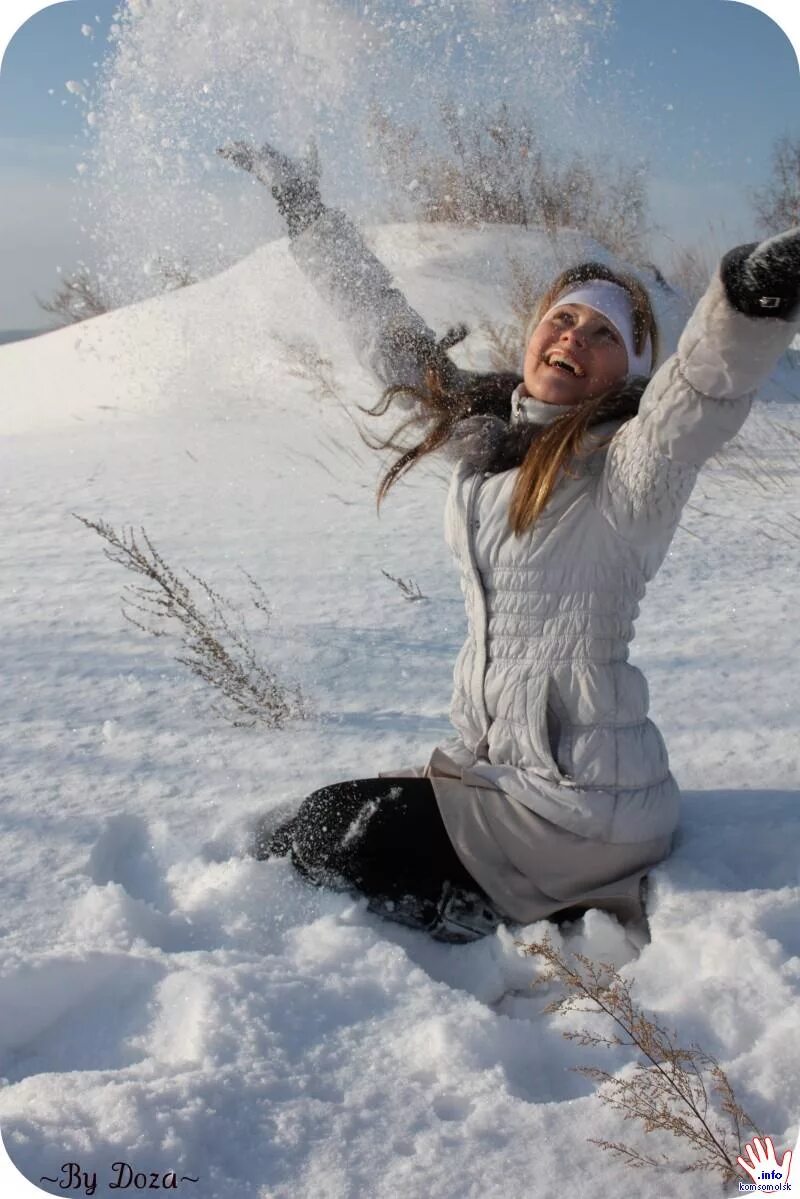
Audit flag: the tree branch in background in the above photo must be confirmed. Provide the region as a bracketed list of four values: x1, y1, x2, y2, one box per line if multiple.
[75, 515, 309, 729]
[523, 935, 762, 1184]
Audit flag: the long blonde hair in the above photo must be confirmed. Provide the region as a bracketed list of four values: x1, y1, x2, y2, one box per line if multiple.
[365, 261, 659, 534]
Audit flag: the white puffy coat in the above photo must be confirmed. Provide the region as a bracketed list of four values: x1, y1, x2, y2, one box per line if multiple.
[292, 211, 796, 921]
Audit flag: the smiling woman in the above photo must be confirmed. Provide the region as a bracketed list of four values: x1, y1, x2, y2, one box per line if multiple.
[523, 265, 658, 405]
[525, 304, 629, 404]
[368, 255, 662, 534]
[221, 137, 800, 943]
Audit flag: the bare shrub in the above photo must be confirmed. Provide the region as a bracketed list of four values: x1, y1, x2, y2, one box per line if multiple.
[38, 258, 197, 327]
[523, 935, 762, 1184]
[37, 267, 111, 326]
[75, 515, 309, 728]
[751, 135, 800, 236]
[367, 99, 652, 259]
[151, 255, 198, 291]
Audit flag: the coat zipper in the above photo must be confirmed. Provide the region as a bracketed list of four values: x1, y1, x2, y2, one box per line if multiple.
[461, 469, 490, 753]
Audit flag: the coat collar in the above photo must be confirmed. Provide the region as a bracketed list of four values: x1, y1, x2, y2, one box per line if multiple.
[510, 383, 566, 428]
[447, 379, 645, 477]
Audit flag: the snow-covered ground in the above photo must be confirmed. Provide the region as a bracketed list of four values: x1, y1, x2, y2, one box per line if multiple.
[1, 223, 799, 1199]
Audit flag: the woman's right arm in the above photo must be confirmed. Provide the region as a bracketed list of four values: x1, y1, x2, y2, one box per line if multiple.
[290, 205, 446, 392]
[219, 139, 449, 393]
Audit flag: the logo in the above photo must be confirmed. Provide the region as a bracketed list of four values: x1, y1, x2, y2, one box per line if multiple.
[730, 1134, 797, 1195]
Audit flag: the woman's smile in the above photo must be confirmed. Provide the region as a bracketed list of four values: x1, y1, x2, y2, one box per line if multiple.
[524, 302, 629, 405]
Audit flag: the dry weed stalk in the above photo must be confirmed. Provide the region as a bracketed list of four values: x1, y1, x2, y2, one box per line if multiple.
[381, 569, 426, 602]
[507, 255, 545, 331]
[75, 515, 309, 728]
[710, 413, 800, 499]
[276, 334, 339, 402]
[523, 935, 761, 1183]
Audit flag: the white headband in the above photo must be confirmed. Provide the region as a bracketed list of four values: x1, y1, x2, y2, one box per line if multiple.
[536, 280, 653, 378]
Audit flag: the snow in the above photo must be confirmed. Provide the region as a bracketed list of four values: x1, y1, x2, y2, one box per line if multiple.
[1, 222, 799, 1199]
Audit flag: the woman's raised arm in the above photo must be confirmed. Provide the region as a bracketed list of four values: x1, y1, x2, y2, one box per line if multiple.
[593, 227, 800, 565]
[218, 139, 453, 393]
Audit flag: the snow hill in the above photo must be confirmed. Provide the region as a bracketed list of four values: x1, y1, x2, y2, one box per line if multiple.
[1, 223, 799, 1199]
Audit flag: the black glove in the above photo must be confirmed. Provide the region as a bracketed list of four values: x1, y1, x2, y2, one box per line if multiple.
[217, 139, 325, 238]
[271, 171, 325, 239]
[721, 226, 800, 321]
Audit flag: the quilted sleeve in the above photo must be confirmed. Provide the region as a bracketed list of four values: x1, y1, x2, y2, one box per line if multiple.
[290, 207, 445, 392]
[594, 268, 797, 555]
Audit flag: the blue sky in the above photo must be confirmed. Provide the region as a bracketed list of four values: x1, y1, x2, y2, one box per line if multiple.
[0, 0, 798, 328]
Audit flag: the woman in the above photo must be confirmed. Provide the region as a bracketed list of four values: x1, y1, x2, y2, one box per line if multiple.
[220, 140, 800, 942]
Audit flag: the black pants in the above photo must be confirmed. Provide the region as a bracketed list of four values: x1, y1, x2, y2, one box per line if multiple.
[256, 778, 502, 941]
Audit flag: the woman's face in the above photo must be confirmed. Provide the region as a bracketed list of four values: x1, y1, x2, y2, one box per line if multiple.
[523, 302, 630, 405]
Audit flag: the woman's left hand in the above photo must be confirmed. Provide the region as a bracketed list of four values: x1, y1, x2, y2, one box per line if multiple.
[721, 226, 800, 321]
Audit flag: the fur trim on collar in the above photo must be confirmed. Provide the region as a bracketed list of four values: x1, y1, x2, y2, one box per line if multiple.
[445, 380, 646, 475]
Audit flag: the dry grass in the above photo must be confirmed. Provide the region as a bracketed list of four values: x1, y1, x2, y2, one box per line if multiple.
[75, 515, 309, 729]
[713, 412, 800, 495]
[380, 569, 426, 601]
[275, 334, 340, 403]
[522, 934, 762, 1184]
[665, 243, 716, 308]
[151, 255, 197, 291]
[658, 218, 736, 307]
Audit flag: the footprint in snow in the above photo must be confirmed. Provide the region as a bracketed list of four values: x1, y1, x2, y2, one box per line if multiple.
[88, 812, 173, 912]
[83, 814, 211, 952]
